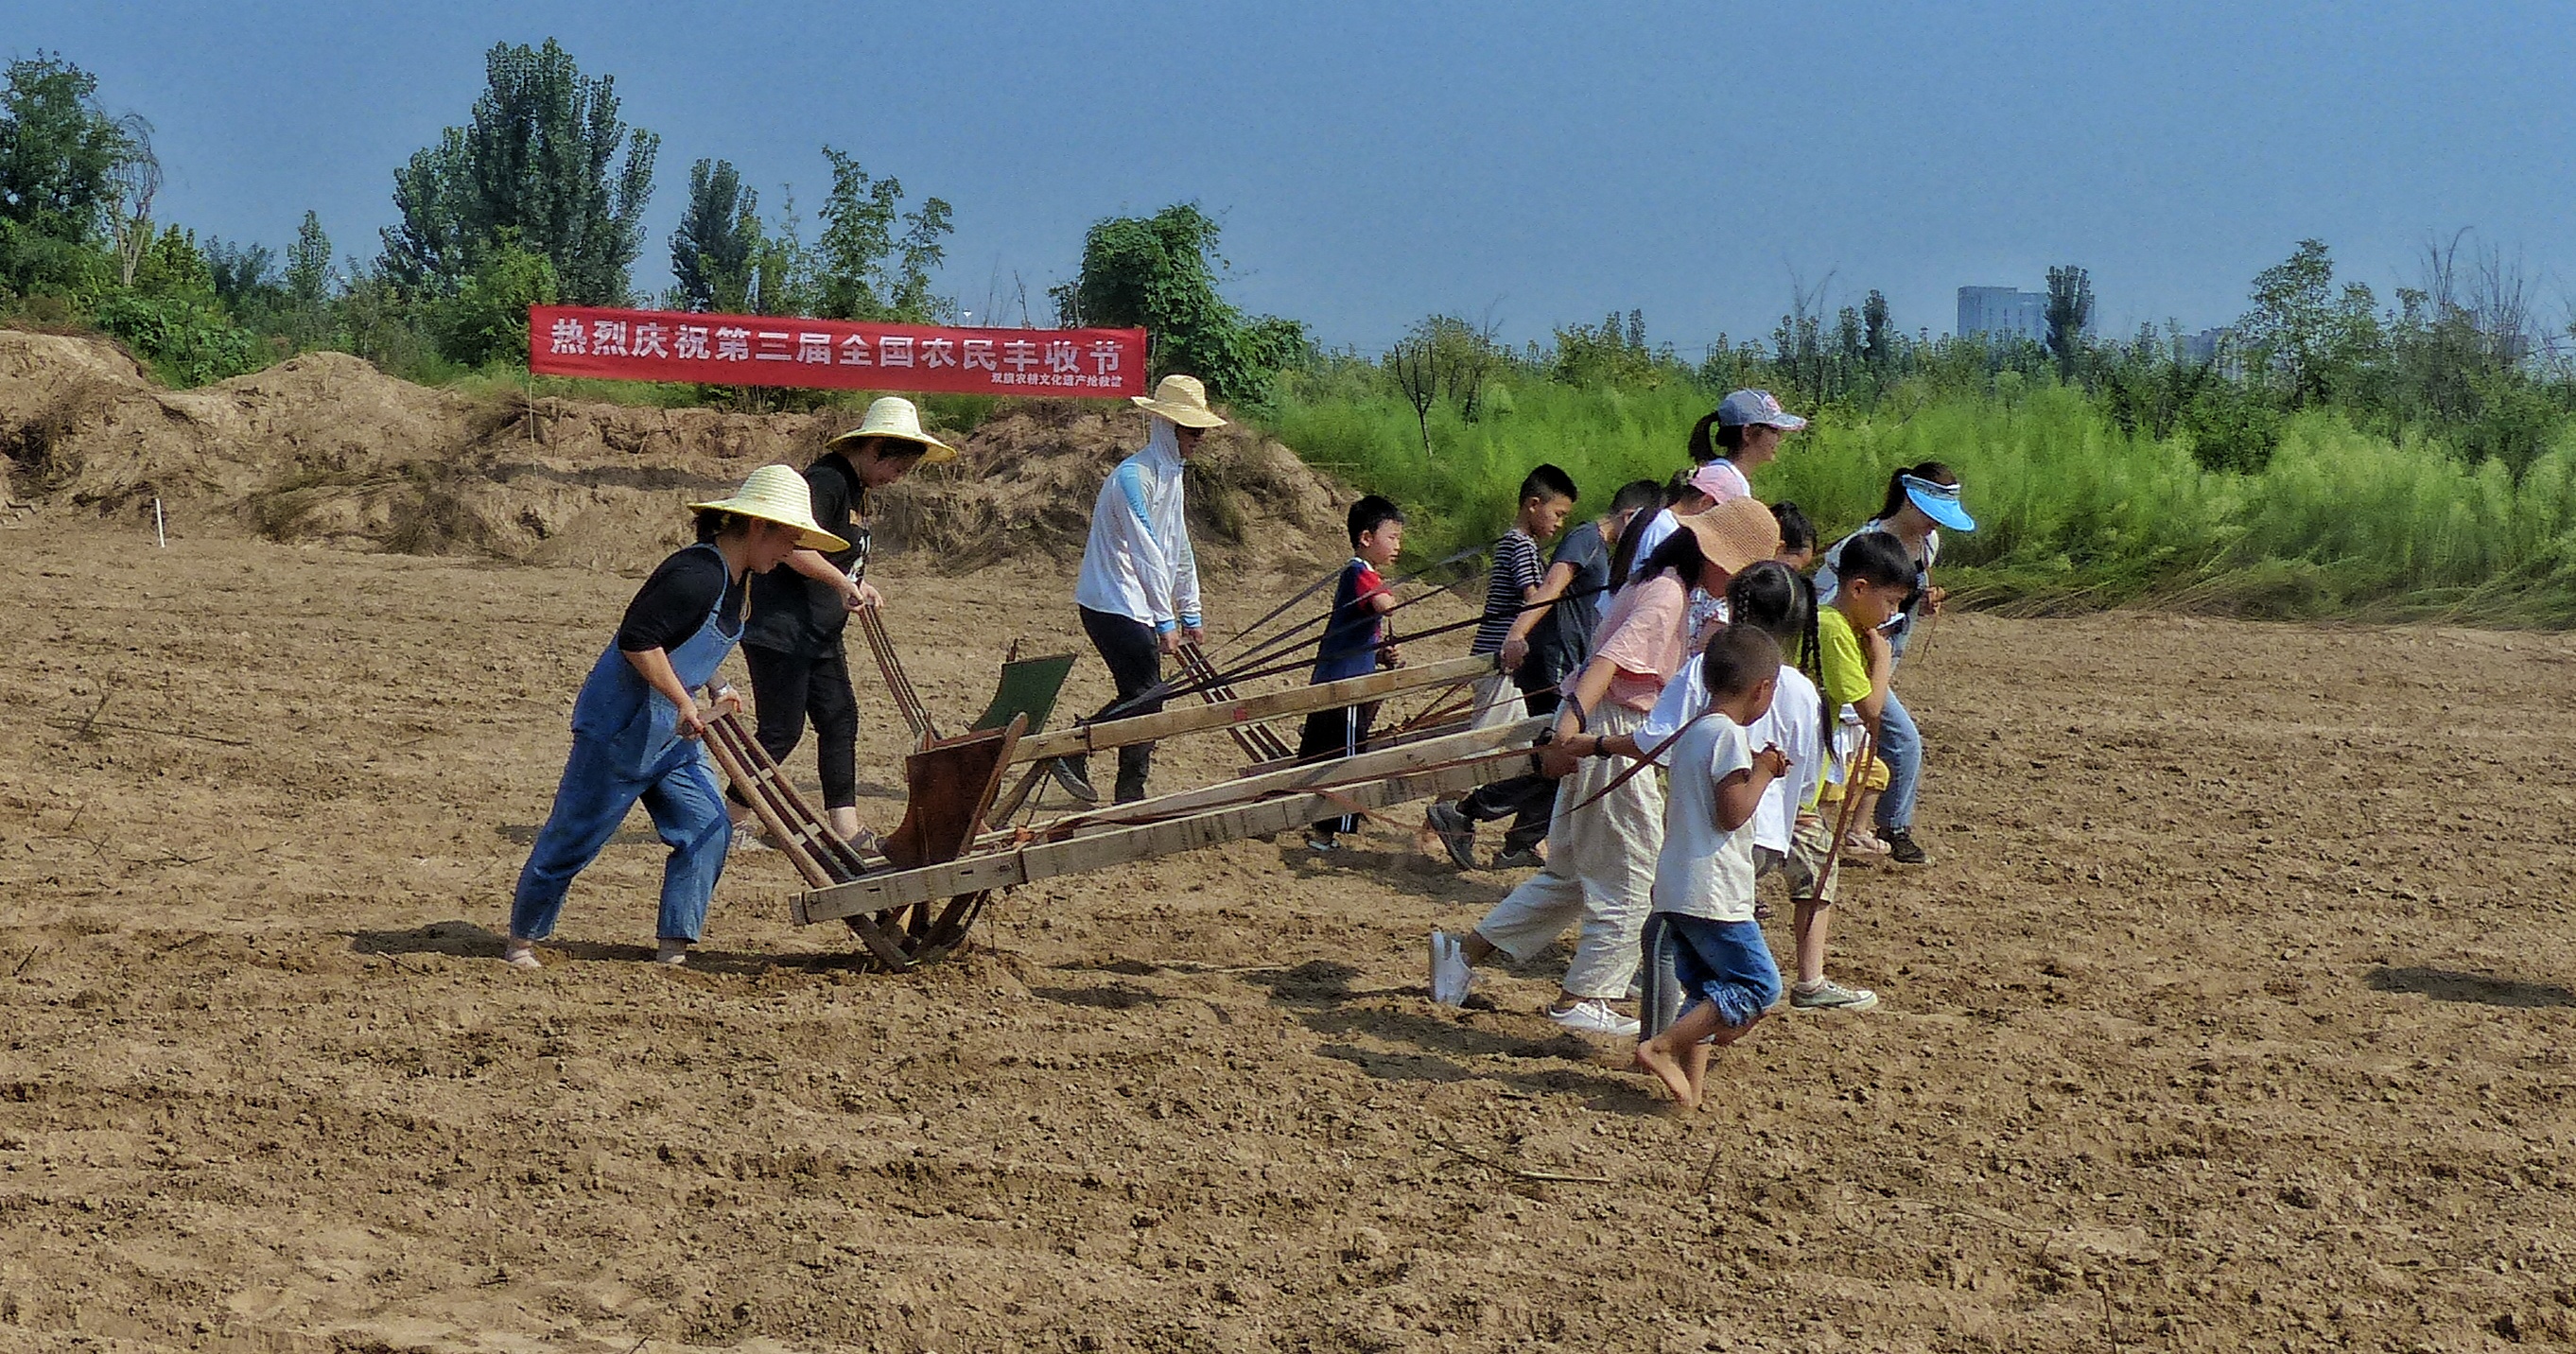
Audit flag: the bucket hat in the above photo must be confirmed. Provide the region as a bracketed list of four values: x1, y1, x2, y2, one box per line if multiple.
[1675, 495, 1783, 576]
[1715, 389, 1809, 432]
[1131, 373, 1229, 428]
[688, 464, 851, 552]
[1900, 474, 1976, 531]
[825, 395, 957, 463]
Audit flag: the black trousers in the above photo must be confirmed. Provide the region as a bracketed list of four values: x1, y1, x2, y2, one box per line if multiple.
[1297, 700, 1379, 838]
[1079, 606, 1166, 803]
[742, 639, 861, 809]
[1457, 686, 1559, 854]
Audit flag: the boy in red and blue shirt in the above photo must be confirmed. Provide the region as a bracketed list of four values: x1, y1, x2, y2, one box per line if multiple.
[1297, 495, 1405, 850]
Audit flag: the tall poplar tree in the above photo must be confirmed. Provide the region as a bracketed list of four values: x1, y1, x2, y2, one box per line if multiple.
[669, 158, 757, 312]
[378, 39, 657, 304]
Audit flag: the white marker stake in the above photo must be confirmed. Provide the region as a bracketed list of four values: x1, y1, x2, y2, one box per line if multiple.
[154, 497, 165, 548]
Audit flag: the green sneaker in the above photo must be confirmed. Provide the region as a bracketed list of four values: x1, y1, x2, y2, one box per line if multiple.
[1790, 979, 1879, 1013]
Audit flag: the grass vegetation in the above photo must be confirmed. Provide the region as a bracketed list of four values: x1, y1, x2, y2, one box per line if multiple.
[1266, 372, 2576, 625]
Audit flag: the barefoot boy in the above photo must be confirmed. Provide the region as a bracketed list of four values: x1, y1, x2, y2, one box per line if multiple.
[1632, 624, 1790, 1111]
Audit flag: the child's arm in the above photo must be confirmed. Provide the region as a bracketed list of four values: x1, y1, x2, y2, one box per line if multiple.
[1713, 745, 1788, 831]
[1854, 627, 1893, 732]
[1498, 559, 1578, 670]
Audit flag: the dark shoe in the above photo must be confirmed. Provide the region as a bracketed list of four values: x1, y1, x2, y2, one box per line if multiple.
[1490, 846, 1546, 871]
[1424, 801, 1477, 870]
[1876, 825, 1929, 865]
[1049, 756, 1100, 805]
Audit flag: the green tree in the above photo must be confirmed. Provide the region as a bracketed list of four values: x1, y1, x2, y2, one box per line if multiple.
[0, 54, 140, 297]
[1862, 289, 1892, 373]
[2045, 265, 2093, 380]
[745, 184, 810, 317]
[669, 158, 757, 312]
[204, 237, 274, 301]
[436, 236, 559, 367]
[0, 56, 125, 239]
[888, 194, 953, 322]
[2238, 239, 2382, 408]
[282, 211, 335, 346]
[805, 147, 952, 322]
[285, 213, 333, 304]
[132, 224, 214, 299]
[379, 39, 657, 306]
[1051, 201, 1302, 405]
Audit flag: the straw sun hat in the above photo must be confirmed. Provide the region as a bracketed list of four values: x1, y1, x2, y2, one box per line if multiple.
[1675, 495, 1783, 575]
[688, 464, 851, 553]
[825, 395, 958, 463]
[1130, 373, 1229, 428]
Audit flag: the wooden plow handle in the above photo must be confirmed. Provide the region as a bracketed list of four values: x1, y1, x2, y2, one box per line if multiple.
[700, 711, 874, 886]
[1175, 641, 1297, 763]
[857, 606, 939, 745]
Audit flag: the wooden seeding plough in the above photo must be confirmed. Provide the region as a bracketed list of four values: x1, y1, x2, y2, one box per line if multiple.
[703, 624, 1545, 970]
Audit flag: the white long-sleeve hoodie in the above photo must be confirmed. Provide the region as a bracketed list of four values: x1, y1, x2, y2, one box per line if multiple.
[1074, 419, 1204, 634]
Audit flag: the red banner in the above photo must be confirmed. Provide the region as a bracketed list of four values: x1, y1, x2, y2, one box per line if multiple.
[526, 305, 1149, 397]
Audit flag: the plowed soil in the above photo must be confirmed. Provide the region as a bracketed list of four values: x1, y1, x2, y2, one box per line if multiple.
[4, 517, 2574, 1353]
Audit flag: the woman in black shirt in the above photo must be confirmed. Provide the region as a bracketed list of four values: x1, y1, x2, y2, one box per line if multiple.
[738, 396, 955, 845]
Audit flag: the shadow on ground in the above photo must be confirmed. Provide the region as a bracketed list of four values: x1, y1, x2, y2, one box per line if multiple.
[344, 921, 864, 977]
[2365, 965, 2576, 1008]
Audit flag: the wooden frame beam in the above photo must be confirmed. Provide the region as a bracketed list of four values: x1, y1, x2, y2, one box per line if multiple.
[793, 717, 1547, 923]
[1007, 654, 1495, 764]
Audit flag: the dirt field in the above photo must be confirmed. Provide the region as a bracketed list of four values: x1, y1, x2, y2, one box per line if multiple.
[4, 517, 2574, 1353]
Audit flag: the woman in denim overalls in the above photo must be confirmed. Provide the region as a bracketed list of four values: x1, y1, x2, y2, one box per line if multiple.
[505, 466, 847, 970]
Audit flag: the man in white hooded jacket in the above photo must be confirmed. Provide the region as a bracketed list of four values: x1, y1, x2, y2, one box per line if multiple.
[1057, 373, 1227, 804]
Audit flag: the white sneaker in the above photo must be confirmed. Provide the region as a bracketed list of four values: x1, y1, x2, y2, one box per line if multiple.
[501, 940, 541, 971]
[1429, 929, 1472, 1006]
[1546, 998, 1641, 1037]
[653, 939, 691, 966]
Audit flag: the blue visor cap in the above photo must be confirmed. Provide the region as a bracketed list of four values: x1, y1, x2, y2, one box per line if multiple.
[1902, 475, 1976, 531]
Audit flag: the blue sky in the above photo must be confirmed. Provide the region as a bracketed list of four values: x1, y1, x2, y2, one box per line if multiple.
[15, 1, 2574, 353]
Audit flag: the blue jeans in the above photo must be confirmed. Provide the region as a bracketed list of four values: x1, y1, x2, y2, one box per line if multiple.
[512, 734, 732, 944]
[1662, 913, 1781, 1029]
[1875, 687, 1922, 832]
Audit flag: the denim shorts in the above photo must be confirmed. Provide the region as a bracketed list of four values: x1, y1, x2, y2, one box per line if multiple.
[1662, 913, 1782, 1029]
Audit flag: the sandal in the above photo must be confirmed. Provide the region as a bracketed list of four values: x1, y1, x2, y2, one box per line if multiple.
[1840, 831, 1890, 859]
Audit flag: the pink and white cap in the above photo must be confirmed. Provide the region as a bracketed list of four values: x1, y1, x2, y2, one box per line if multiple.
[1715, 388, 1809, 431]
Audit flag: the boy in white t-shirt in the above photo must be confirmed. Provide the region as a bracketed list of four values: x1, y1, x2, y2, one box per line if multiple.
[1632, 625, 1788, 1113]
[1634, 562, 1871, 1034]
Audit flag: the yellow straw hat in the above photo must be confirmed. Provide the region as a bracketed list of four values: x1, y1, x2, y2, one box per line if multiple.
[824, 395, 958, 463]
[688, 464, 850, 552]
[1676, 495, 1782, 576]
[1130, 373, 1228, 428]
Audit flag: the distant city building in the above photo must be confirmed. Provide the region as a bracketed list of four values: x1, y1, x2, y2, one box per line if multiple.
[1957, 286, 2051, 345]
[2177, 327, 2229, 365]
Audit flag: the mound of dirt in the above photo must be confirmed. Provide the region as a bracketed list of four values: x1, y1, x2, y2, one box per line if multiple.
[0, 327, 1347, 577]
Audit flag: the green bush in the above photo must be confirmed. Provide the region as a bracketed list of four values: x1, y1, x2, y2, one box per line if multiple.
[91, 292, 268, 387]
[435, 242, 558, 368]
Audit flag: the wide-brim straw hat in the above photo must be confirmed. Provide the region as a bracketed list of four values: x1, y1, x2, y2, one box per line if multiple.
[825, 395, 957, 463]
[1130, 373, 1228, 428]
[1676, 495, 1782, 576]
[688, 463, 850, 553]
